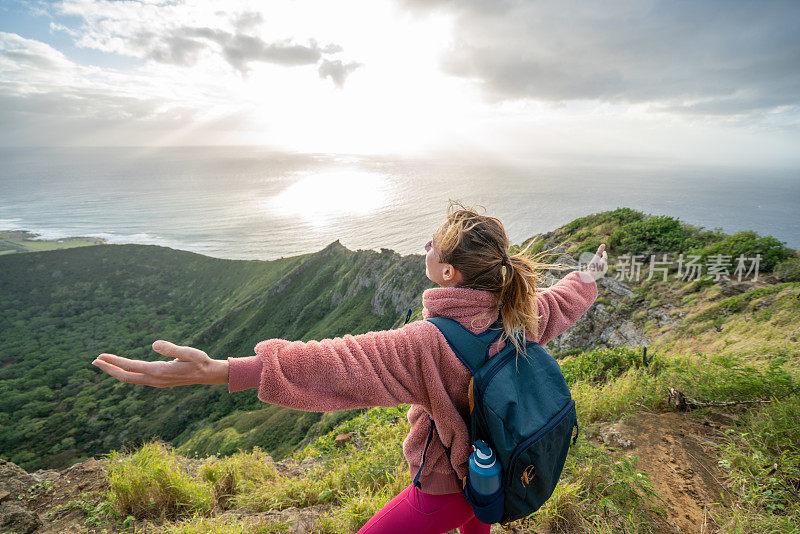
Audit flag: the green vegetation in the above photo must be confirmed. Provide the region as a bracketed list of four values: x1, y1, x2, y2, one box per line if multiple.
[716, 394, 800, 532]
[3, 207, 799, 532]
[686, 230, 794, 272]
[96, 405, 666, 533]
[553, 207, 792, 278]
[47, 491, 117, 528]
[517, 441, 665, 532]
[774, 254, 800, 282]
[106, 442, 216, 519]
[156, 516, 290, 533]
[0, 240, 431, 471]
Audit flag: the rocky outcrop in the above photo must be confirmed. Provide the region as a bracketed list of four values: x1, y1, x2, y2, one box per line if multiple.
[0, 501, 41, 534]
[544, 275, 652, 354]
[370, 253, 432, 317]
[329, 249, 431, 318]
[0, 459, 37, 501]
[0, 459, 42, 534]
[539, 247, 658, 353]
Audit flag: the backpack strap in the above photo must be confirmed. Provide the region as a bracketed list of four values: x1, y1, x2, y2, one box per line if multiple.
[426, 315, 505, 374]
[413, 314, 506, 491]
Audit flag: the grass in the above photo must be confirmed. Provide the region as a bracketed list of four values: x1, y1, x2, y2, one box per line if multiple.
[154, 516, 290, 533]
[714, 393, 800, 533]
[514, 439, 666, 533]
[104, 441, 216, 520]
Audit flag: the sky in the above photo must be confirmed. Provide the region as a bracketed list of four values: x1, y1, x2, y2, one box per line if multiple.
[1, 0, 799, 165]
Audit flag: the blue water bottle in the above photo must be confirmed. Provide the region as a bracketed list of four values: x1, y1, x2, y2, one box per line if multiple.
[468, 440, 502, 503]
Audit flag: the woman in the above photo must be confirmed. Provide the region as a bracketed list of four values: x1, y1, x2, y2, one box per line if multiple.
[93, 201, 607, 534]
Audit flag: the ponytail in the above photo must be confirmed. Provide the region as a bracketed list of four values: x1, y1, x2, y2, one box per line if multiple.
[433, 200, 571, 354]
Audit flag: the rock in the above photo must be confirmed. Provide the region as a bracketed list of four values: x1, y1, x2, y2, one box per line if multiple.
[601, 277, 635, 298]
[334, 432, 354, 447]
[286, 506, 318, 534]
[0, 501, 42, 534]
[598, 320, 648, 348]
[647, 308, 675, 327]
[0, 460, 36, 500]
[718, 280, 753, 298]
[598, 423, 634, 448]
[0, 491, 9, 502]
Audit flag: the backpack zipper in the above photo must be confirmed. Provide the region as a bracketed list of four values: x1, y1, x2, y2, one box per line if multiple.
[504, 399, 576, 488]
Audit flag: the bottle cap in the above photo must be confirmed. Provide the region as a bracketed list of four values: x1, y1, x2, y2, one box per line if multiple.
[472, 440, 496, 468]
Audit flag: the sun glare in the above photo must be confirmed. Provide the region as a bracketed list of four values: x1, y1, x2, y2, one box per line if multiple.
[266, 169, 392, 227]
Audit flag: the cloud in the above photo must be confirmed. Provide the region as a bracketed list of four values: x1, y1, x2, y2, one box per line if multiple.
[318, 58, 363, 88]
[135, 26, 332, 72]
[53, 1, 353, 80]
[231, 11, 262, 31]
[218, 35, 324, 72]
[0, 30, 254, 145]
[132, 30, 206, 66]
[399, 0, 800, 117]
[0, 31, 74, 71]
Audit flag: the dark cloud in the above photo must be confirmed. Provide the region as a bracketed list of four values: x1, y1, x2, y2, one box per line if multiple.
[222, 35, 322, 71]
[132, 26, 346, 77]
[399, 0, 800, 115]
[318, 59, 363, 88]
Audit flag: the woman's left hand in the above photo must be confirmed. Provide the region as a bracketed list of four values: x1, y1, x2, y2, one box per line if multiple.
[586, 243, 608, 281]
[92, 340, 229, 387]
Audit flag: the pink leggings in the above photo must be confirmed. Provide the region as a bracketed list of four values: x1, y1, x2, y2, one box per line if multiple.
[356, 484, 490, 534]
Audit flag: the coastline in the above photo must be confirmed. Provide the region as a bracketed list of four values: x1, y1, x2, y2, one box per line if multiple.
[0, 229, 108, 255]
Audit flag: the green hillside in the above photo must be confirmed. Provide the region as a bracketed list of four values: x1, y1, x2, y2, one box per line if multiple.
[0, 240, 432, 471]
[2, 206, 799, 532]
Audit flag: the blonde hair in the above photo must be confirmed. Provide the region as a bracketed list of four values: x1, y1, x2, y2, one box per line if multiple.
[432, 199, 572, 354]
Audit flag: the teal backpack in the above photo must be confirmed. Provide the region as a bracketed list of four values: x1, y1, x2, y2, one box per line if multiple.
[414, 313, 579, 525]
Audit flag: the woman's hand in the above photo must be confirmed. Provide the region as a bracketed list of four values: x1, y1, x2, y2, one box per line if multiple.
[585, 243, 608, 281]
[92, 340, 229, 387]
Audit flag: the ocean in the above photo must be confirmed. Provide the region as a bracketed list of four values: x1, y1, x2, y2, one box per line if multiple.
[1, 147, 798, 260]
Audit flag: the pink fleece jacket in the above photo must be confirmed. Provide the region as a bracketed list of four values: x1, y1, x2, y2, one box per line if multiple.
[227, 270, 597, 495]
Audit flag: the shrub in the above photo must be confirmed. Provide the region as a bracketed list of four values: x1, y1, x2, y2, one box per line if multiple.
[105, 441, 215, 520]
[687, 230, 793, 272]
[774, 254, 800, 282]
[200, 447, 278, 508]
[609, 215, 697, 256]
[560, 347, 648, 385]
[606, 207, 646, 226]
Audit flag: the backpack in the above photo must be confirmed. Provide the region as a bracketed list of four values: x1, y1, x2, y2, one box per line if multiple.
[413, 313, 579, 525]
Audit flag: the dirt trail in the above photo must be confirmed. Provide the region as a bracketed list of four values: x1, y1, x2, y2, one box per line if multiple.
[597, 411, 733, 534]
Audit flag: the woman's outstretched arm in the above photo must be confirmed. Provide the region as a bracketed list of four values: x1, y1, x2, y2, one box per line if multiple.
[92, 341, 229, 387]
[227, 321, 432, 412]
[531, 243, 606, 346]
[92, 322, 435, 412]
